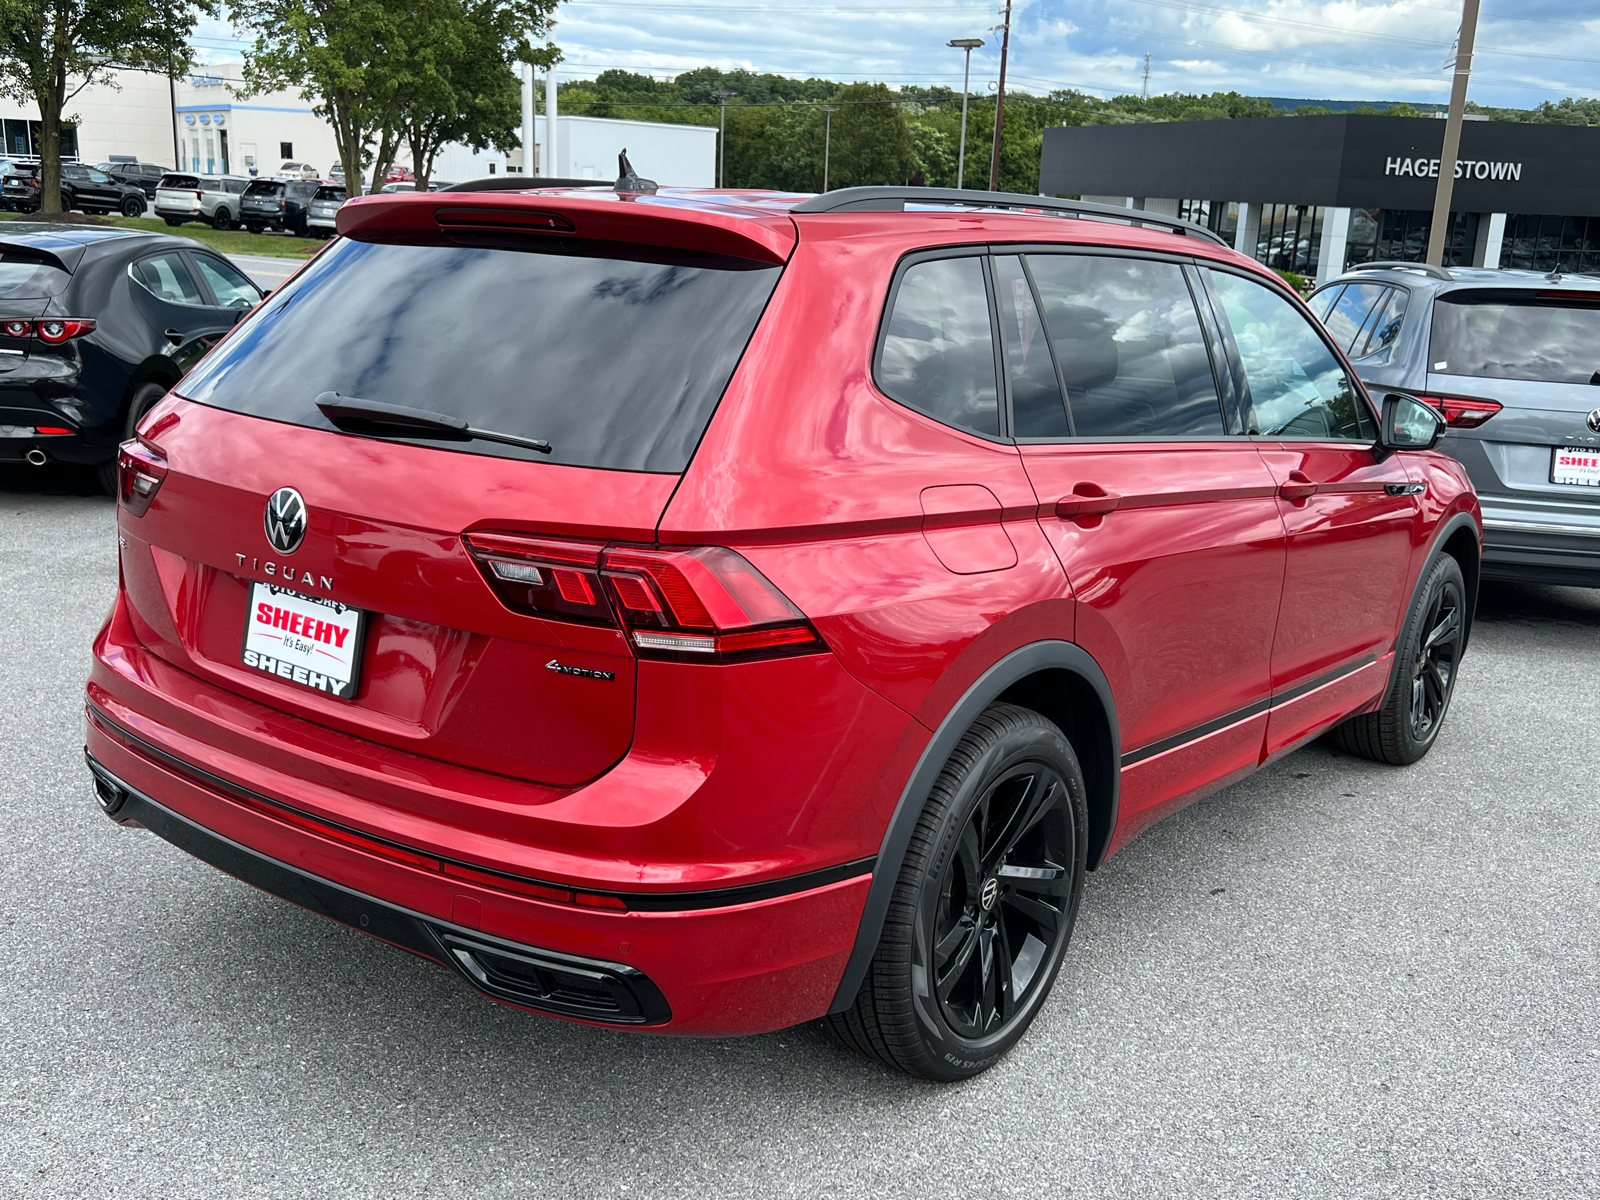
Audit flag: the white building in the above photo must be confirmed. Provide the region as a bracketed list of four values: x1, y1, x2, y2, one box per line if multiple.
[175, 64, 338, 177]
[0, 69, 177, 166]
[509, 114, 716, 188]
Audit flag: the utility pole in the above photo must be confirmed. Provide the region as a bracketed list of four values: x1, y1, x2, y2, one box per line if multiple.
[1425, 0, 1481, 266]
[521, 63, 535, 175]
[821, 105, 838, 192]
[948, 38, 983, 190]
[545, 66, 559, 177]
[1142, 53, 1151, 100]
[988, 0, 1012, 191]
[712, 90, 736, 187]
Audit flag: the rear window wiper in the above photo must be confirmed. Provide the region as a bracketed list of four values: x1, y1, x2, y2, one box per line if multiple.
[314, 393, 552, 454]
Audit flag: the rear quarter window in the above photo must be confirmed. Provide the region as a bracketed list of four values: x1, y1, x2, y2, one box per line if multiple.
[0, 249, 70, 299]
[176, 237, 782, 473]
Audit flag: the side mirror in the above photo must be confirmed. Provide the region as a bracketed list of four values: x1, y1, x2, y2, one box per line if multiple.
[1379, 392, 1446, 454]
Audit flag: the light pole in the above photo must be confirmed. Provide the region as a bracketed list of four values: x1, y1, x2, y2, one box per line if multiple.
[1425, 0, 1481, 266]
[821, 105, 838, 192]
[948, 38, 983, 190]
[711, 90, 736, 187]
[989, 0, 1013, 191]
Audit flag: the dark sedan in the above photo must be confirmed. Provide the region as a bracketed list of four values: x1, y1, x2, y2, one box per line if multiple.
[0, 224, 264, 491]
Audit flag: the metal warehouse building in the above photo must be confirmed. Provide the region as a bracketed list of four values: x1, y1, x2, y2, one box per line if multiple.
[1039, 114, 1600, 285]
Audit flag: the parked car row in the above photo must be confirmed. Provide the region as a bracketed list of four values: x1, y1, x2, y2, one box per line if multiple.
[1, 161, 148, 216]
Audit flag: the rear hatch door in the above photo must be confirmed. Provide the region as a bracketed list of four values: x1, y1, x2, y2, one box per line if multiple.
[120, 196, 789, 787]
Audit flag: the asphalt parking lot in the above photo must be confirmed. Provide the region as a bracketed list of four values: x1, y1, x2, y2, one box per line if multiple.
[2, 464, 1596, 1199]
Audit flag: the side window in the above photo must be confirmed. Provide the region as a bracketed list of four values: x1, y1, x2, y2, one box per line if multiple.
[1028, 253, 1225, 437]
[1322, 283, 1389, 353]
[1207, 269, 1375, 441]
[225, 179, 246, 194]
[876, 255, 999, 436]
[132, 253, 205, 306]
[1357, 287, 1409, 357]
[1306, 285, 1343, 322]
[992, 255, 1069, 437]
[192, 255, 262, 309]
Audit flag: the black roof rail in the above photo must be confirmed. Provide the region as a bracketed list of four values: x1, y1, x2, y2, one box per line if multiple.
[1344, 260, 1454, 281]
[437, 176, 605, 193]
[790, 186, 1231, 248]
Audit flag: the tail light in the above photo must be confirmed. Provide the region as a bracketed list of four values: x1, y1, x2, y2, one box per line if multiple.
[116, 438, 167, 516]
[1417, 393, 1502, 429]
[463, 532, 825, 662]
[194, 190, 204, 202]
[3, 320, 27, 337]
[35, 318, 95, 343]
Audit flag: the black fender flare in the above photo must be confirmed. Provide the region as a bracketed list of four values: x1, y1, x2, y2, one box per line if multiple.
[1383, 509, 1481, 699]
[828, 639, 1118, 1014]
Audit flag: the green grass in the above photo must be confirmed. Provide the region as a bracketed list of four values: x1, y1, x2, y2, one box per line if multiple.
[0, 211, 324, 259]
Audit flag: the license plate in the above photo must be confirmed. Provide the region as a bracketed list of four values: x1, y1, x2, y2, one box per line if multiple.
[1552, 446, 1600, 488]
[241, 581, 367, 698]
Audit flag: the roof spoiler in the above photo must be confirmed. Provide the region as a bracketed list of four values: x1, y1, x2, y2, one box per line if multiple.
[793, 186, 1230, 248]
[337, 191, 797, 266]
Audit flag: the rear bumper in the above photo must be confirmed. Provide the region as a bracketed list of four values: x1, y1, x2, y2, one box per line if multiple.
[84, 691, 877, 1036]
[154, 204, 200, 220]
[87, 750, 674, 1025]
[1479, 496, 1600, 587]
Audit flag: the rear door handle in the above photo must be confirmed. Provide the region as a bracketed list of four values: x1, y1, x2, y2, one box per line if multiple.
[1278, 470, 1318, 501]
[1055, 484, 1121, 518]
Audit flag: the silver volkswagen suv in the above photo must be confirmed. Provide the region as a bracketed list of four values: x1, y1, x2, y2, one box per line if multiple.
[1310, 263, 1600, 587]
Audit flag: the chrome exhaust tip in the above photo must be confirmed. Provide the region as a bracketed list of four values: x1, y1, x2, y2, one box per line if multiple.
[23, 447, 48, 466]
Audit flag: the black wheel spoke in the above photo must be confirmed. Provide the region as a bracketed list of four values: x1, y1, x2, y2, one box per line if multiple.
[934, 914, 974, 961]
[993, 919, 1016, 1022]
[987, 777, 1058, 872]
[1002, 889, 1062, 938]
[977, 923, 999, 1030]
[935, 923, 979, 1002]
[1424, 605, 1460, 649]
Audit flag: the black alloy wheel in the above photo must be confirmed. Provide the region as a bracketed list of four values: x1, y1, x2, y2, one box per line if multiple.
[830, 704, 1087, 1080]
[121, 195, 144, 217]
[245, 223, 263, 234]
[211, 206, 233, 230]
[1332, 553, 1467, 765]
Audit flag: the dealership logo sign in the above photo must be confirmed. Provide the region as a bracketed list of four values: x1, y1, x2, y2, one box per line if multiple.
[1386, 156, 1522, 181]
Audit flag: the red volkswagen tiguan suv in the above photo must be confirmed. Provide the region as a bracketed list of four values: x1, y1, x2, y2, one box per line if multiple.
[85, 182, 1480, 1079]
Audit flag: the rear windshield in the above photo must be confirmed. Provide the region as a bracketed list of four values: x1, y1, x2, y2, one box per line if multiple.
[177, 237, 782, 473]
[1431, 292, 1600, 384]
[313, 186, 344, 201]
[160, 174, 198, 189]
[245, 180, 283, 197]
[0, 248, 70, 298]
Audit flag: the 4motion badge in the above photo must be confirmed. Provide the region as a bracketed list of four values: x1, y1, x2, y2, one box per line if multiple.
[546, 659, 615, 681]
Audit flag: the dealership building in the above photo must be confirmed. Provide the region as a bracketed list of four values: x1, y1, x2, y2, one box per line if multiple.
[1040, 114, 1600, 284]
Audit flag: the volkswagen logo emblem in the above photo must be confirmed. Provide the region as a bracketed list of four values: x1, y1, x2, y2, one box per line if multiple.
[264, 487, 307, 554]
[980, 877, 999, 912]
[1588, 408, 1600, 434]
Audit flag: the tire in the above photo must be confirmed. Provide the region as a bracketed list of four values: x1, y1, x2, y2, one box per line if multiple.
[163, 218, 183, 227]
[1331, 553, 1467, 766]
[828, 703, 1088, 1081]
[211, 207, 233, 230]
[121, 195, 144, 217]
[97, 456, 119, 497]
[245, 223, 263, 235]
[123, 381, 170, 442]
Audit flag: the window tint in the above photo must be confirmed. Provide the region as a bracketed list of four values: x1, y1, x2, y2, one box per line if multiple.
[245, 180, 283, 197]
[1207, 270, 1374, 440]
[62, 165, 86, 180]
[876, 256, 999, 436]
[1306, 286, 1343, 322]
[1028, 254, 1224, 437]
[993, 255, 1068, 437]
[1322, 283, 1388, 352]
[160, 174, 199, 189]
[1357, 287, 1408, 357]
[192, 255, 261, 309]
[1430, 294, 1600, 384]
[224, 178, 246, 194]
[132, 253, 204, 305]
[0, 249, 71, 299]
[178, 238, 782, 473]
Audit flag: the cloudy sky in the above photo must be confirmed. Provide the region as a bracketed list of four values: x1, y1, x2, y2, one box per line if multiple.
[193, 1, 1600, 109]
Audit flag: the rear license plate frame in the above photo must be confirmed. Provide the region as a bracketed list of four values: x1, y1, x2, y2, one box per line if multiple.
[1551, 446, 1600, 488]
[241, 581, 369, 699]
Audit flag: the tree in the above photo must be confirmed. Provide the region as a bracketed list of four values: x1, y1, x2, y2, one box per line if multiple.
[826, 83, 916, 188]
[400, 0, 555, 190]
[0, 0, 214, 214]
[233, 0, 415, 195]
